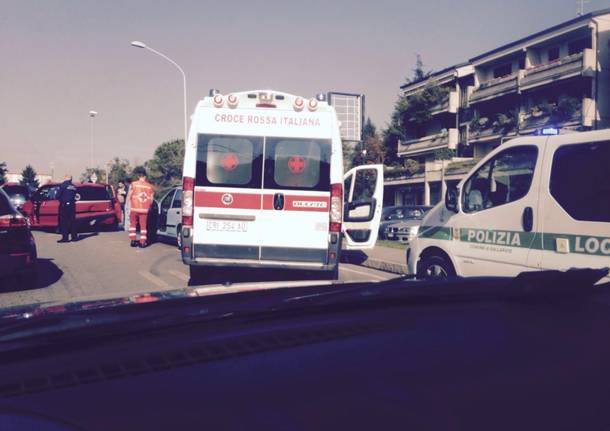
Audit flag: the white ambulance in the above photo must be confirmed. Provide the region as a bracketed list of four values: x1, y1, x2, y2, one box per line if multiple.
[406, 129, 610, 282]
[180, 90, 383, 282]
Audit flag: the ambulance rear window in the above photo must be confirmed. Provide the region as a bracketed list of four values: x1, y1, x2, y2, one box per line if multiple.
[264, 138, 330, 191]
[196, 135, 263, 188]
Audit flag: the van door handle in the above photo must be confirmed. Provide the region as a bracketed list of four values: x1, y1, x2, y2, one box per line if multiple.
[522, 207, 533, 232]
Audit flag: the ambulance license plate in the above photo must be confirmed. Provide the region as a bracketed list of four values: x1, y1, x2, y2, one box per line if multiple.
[206, 220, 248, 233]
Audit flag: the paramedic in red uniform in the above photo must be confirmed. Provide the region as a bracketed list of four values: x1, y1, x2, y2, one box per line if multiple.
[126, 166, 154, 248]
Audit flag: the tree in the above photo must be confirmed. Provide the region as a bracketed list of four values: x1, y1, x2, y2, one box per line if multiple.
[0, 161, 7, 185]
[145, 139, 185, 188]
[107, 157, 132, 186]
[20, 165, 39, 190]
[80, 167, 107, 183]
[362, 117, 377, 140]
[351, 119, 385, 167]
[404, 54, 430, 85]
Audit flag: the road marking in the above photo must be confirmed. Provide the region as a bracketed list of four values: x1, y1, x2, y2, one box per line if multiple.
[169, 270, 189, 282]
[341, 265, 388, 281]
[138, 270, 170, 288]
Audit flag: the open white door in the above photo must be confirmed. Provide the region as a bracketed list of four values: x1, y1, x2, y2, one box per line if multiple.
[342, 164, 384, 250]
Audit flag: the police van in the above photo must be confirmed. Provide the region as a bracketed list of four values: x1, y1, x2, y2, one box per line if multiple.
[406, 129, 610, 282]
[180, 90, 383, 282]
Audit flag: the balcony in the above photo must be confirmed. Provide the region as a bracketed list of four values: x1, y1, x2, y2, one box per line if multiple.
[470, 74, 520, 104]
[521, 49, 595, 91]
[521, 97, 593, 132]
[430, 91, 459, 116]
[397, 128, 458, 157]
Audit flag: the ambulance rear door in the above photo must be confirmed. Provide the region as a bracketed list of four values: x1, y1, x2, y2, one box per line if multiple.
[259, 137, 332, 264]
[192, 134, 264, 261]
[342, 164, 384, 250]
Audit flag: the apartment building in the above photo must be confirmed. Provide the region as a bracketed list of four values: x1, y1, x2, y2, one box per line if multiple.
[386, 8, 610, 206]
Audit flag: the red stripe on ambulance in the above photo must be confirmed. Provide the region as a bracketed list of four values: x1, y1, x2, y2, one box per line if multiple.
[194, 191, 261, 209]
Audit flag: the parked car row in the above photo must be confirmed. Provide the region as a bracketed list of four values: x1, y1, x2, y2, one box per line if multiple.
[18, 182, 122, 230]
[379, 205, 431, 242]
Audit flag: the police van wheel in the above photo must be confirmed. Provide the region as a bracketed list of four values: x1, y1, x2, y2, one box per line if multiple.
[417, 255, 455, 279]
[189, 265, 206, 285]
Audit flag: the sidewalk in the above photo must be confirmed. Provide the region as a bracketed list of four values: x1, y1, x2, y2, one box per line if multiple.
[342, 243, 407, 275]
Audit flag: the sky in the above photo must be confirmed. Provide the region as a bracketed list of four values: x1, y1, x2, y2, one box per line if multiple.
[1, 0, 609, 179]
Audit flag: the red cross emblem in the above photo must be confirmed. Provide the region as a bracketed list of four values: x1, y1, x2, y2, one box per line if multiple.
[288, 156, 305, 174]
[222, 152, 239, 171]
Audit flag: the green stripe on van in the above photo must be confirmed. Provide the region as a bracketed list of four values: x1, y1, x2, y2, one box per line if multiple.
[418, 226, 610, 257]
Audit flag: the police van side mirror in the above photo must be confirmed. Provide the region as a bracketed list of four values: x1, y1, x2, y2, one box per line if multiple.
[344, 198, 376, 223]
[445, 187, 459, 213]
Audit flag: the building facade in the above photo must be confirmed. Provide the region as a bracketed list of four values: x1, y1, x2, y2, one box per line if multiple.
[387, 9, 610, 206]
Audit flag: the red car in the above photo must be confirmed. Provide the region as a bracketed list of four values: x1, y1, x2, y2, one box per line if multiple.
[21, 182, 122, 230]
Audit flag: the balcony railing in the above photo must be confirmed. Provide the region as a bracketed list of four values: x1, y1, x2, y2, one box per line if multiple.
[470, 74, 520, 103]
[521, 50, 593, 90]
[430, 91, 458, 115]
[521, 110, 581, 131]
[397, 129, 458, 156]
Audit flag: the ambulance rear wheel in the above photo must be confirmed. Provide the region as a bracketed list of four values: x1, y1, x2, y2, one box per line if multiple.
[189, 265, 207, 286]
[417, 255, 455, 279]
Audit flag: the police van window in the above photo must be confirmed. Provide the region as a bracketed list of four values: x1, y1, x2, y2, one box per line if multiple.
[196, 135, 263, 188]
[76, 186, 111, 201]
[352, 168, 378, 201]
[264, 138, 330, 191]
[462, 146, 537, 213]
[172, 189, 182, 209]
[550, 141, 610, 223]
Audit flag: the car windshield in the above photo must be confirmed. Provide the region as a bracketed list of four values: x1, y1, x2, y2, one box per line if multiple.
[2, 185, 30, 198]
[0, 1, 608, 336]
[386, 208, 426, 220]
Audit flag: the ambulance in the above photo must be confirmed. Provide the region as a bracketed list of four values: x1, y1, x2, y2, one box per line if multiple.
[405, 129, 610, 282]
[180, 90, 383, 282]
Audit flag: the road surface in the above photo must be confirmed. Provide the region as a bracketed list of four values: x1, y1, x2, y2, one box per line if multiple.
[0, 230, 395, 308]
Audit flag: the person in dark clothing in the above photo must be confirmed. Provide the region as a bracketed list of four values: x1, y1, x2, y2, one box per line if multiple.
[56, 174, 78, 243]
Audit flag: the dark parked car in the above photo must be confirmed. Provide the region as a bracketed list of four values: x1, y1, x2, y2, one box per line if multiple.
[0, 188, 37, 287]
[379, 205, 432, 240]
[1, 182, 32, 211]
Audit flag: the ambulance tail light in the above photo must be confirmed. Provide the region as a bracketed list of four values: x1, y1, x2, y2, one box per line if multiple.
[329, 183, 342, 233]
[182, 176, 194, 226]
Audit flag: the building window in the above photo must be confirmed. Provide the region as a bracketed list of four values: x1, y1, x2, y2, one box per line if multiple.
[493, 63, 512, 79]
[548, 46, 560, 62]
[568, 38, 591, 55]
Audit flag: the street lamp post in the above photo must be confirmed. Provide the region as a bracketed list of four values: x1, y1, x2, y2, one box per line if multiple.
[88, 110, 98, 178]
[130, 41, 188, 145]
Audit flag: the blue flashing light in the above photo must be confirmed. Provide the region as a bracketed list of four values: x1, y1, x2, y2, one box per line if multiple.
[541, 127, 559, 136]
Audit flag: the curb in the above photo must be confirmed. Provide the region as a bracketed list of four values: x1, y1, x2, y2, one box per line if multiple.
[342, 251, 407, 275]
[357, 258, 407, 275]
